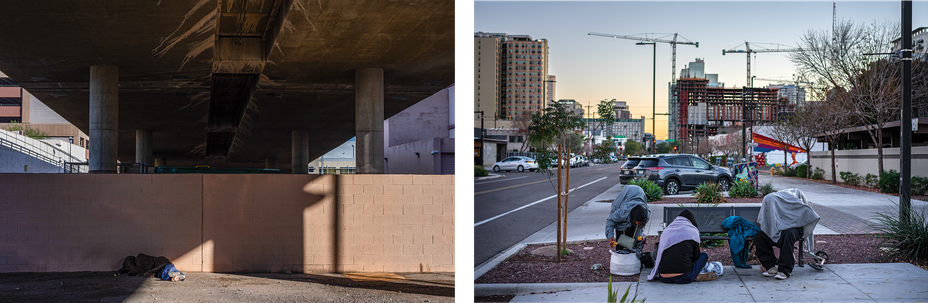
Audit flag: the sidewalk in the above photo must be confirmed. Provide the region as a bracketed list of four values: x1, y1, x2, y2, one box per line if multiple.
[475, 174, 928, 302]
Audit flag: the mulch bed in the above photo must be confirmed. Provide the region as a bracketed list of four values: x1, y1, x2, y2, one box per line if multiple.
[648, 197, 763, 204]
[475, 234, 910, 284]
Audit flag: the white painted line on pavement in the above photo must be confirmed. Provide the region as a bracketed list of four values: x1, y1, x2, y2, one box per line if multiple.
[474, 176, 608, 227]
[475, 176, 528, 185]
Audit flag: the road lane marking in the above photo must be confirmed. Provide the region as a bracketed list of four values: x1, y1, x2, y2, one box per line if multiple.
[474, 179, 550, 195]
[475, 176, 528, 185]
[474, 176, 608, 227]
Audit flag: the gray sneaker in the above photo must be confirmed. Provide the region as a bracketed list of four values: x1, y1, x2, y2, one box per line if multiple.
[762, 265, 778, 277]
[775, 272, 789, 280]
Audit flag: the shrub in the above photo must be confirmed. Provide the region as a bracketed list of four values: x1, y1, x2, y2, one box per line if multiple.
[812, 167, 825, 180]
[796, 164, 809, 179]
[759, 181, 776, 197]
[865, 173, 879, 188]
[628, 178, 663, 202]
[729, 179, 758, 198]
[474, 165, 488, 177]
[783, 167, 797, 177]
[693, 182, 725, 205]
[872, 204, 928, 263]
[840, 171, 861, 186]
[700, 232, 727, 248]
[879, 169, 900, 194]
[913, 176, 928, 196]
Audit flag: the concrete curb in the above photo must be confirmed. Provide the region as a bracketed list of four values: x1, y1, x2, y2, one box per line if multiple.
[474, 243, 526, 279]
[474, 282, 612, 297]
[474, 181, 625, 279]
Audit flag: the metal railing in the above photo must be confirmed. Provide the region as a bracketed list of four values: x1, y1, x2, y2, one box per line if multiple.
[0, 128, 87, 173]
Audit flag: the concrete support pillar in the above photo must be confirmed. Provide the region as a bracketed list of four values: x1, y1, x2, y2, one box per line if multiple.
[355, 68, 384, 174]
[136, 130, 153, 167]
[89, 64, 118, 173]
[265, 157, 278, 170]
[291, 131, 308, 174]
[154, 157, 167, 167]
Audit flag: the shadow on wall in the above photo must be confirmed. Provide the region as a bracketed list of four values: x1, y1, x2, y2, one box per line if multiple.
[0, 173, 454, 299]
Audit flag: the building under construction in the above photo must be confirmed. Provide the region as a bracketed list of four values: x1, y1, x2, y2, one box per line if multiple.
[671, 76, 789, 149]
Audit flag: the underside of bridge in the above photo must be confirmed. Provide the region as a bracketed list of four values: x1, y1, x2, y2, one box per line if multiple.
[0, 0, 453, 171]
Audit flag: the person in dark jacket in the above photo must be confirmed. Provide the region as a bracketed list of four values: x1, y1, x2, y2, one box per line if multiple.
[118, 253, 186, 282]
[647, 210, 716, 283]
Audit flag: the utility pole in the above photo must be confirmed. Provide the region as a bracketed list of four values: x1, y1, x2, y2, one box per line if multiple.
[900, 0, 912, 222]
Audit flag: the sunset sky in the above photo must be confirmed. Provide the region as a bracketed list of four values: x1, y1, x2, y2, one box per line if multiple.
[474, 1, 927, 140]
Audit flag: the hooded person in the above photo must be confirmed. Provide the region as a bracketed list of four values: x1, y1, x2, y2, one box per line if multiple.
[648, 209, 716, 283]
[605, 185, 650, 251]
[754, 188, 820, 280]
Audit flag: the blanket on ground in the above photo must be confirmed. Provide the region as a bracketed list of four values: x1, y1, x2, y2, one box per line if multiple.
[118, 253, 172, 277]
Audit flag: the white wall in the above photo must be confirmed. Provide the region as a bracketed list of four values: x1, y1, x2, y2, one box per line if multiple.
[810, 146, 928, 181]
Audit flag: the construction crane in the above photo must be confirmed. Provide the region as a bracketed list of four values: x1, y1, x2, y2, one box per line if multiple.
[588, 32, 699, 84]
[722, 42, 801, 87]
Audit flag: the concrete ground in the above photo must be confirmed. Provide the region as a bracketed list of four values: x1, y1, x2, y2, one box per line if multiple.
[0, 271, 454, 303]
[475, 174, 928, 302]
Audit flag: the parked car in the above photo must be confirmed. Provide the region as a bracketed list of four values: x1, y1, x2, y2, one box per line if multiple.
[619, 157, 642, 184]
[632, 154, 733, 195]
[492, 156, 538, 172]
[570, 155, 589, 167]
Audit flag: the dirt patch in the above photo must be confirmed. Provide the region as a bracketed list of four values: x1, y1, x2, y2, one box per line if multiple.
[0, 272, 455, 303]
[475, 234, 915, 284]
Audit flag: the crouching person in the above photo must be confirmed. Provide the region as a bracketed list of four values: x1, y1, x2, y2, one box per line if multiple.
[755, 188, 820, 280]
[647, 210, 716, 283]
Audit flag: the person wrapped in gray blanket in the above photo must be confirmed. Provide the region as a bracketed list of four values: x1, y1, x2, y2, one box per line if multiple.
[755, 188, 820, 280]
[605, 185, 650, 253]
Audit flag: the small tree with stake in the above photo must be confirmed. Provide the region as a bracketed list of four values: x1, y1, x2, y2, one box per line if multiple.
[528, 103, 585, 262]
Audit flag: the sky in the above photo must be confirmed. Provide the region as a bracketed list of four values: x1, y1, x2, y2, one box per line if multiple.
[473, 1, 928, 140]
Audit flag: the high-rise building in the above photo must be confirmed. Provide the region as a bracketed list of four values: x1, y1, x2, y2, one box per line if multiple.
[475, 33, 503, 126]
[546, 75, 556, 103]
[474, 32, 549, 124]
[614, 101, 631, 119]
[550, 99, 583, 117]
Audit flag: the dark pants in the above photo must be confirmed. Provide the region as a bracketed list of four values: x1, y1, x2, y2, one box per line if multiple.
[754, 228, 801, 275]
[658, 252, 708, 284]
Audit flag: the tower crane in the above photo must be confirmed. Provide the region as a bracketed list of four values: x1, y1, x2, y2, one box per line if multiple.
[588, 32, 699, 84]
[722, 42, 801, 87]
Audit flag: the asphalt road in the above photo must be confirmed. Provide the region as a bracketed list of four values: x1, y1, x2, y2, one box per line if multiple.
[474, 163, 622, 267]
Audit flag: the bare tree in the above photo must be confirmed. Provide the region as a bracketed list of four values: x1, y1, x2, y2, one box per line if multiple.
[815, 95, 854, 183]
[512, 114, 532, 152]
[790, 19, 898, 101]
[787, 105, 829, 179]
[766, 121, 795, 167]
[838, 59, 901, 174]
[717, 131, 743, 164]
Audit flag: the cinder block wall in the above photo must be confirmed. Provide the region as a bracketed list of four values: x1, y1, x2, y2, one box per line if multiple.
[0, 174, 454, 273]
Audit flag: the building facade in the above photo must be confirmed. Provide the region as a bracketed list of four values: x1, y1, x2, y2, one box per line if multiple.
[475, 33, 503, 127]
[474, 32, 549, 124]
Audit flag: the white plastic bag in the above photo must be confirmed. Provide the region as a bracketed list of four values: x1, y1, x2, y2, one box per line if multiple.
[610, 250, 641, 276]
[700, 261, 723, 276]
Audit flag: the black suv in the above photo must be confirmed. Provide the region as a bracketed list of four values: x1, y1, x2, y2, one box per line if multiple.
[632, 154, 733, 195]
[619, 157, 642, 184]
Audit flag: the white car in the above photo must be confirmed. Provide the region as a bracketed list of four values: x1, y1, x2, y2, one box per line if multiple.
[492, 156, 538, 172]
